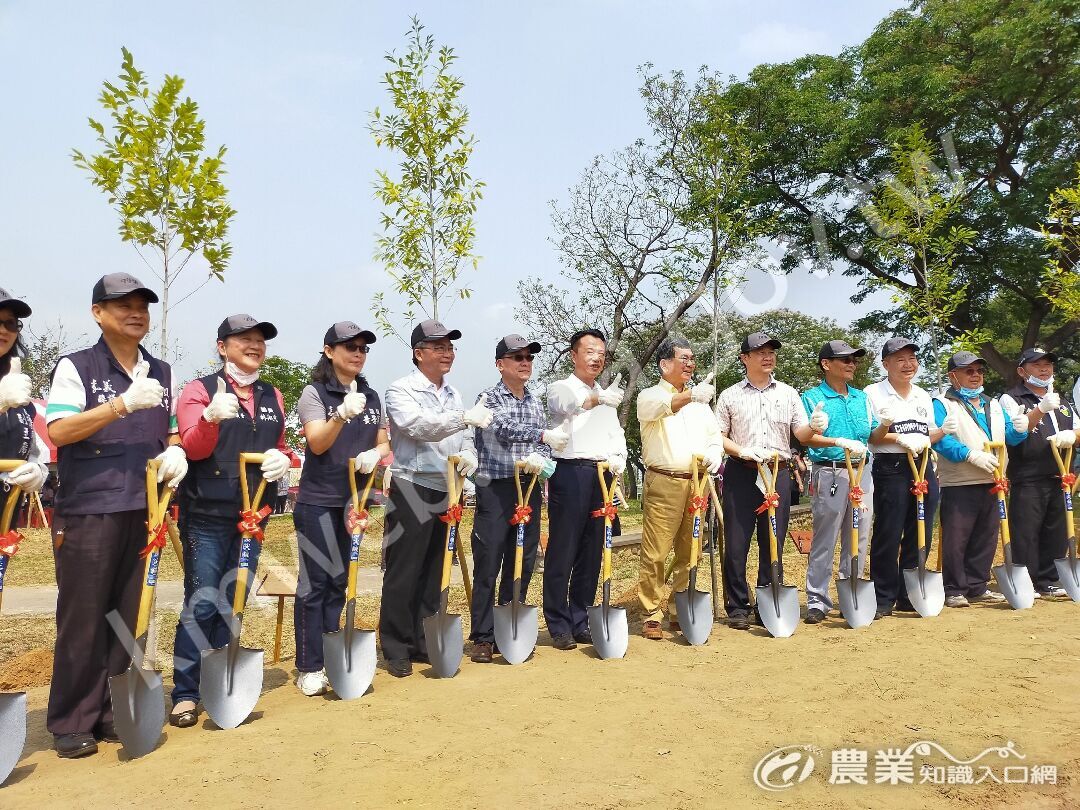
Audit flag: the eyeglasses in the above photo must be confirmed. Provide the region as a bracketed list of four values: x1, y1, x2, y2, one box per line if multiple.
[421, 344, 456, 355]
[671, 355, 696, 366]
[830, 357, 858, 365]
[505, 353, 534, 363]
[0, 318, 23, 333]
[341, 343, 370, 354]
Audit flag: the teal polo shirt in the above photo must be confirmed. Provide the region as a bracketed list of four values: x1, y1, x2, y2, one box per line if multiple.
[801, 381, 878, 463]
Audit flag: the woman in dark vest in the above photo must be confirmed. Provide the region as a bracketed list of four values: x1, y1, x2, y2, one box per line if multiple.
[292, 322, 388, 696]
[45, 273, 187, 759]
[169, 314, 292, 728]
[0, 287, 48, 491]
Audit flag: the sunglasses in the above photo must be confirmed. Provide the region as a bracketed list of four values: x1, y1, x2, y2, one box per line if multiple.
[0, 318, 23, 334]
[829, 356, 858, 365]
[505, 353, 535, 363]
[340, 343, 370, 354]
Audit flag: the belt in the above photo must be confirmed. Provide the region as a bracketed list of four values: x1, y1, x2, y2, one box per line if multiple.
[556, 457, 605, 467]
[646, 467, 693, 480]
[737, 458, 794, 470]
[813, 458, 867, 469]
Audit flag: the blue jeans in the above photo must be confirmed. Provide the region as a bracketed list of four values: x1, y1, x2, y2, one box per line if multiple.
[171, 509, 263, 704]
[292, 502, 350, 672]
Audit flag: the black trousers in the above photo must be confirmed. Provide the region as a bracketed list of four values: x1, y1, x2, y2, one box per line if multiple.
[469, 476, 542, 643]
[722, 460, 792, 616]
[1009, 478, 1068, 589]
[378, 478, 451, 662]
[544, 460, 608, 639]
[940, 484, 999, 597]
[47, 510, 145, 736]
[869, 454, 940, 610]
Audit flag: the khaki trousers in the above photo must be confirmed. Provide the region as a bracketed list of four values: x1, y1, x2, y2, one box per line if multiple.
[638, 470, 698, 623]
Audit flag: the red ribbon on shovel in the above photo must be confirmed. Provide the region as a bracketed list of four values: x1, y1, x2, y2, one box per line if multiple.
[346, 505, 370, 533]
[440, 503, 464, 525]
[510, 505, 533, 525]
[754, 491, 780, 515]
[139, 520, 168, 559]
[591, 502, 618, 521]
[237, 506, 273, 542]
[848, 485, 865, 503]
[990, 476, 1010, 495]
[0, 529, 24, 557]
[910, 480, 929, 496]
[1061, 472, 1076, 491]
[687, 495, 709, 515]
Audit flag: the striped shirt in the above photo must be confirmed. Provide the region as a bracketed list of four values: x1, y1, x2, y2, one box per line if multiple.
[474, 381, 550, 481]
[715, 376, 808, 459]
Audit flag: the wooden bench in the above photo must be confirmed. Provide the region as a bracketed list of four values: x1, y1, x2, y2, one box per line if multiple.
[256, 566, 298, 664]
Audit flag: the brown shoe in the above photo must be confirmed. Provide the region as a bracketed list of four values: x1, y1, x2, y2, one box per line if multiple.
[668, 619, 682, 633]
[470, 641, 493, 663]
[642, 620, 663, 640]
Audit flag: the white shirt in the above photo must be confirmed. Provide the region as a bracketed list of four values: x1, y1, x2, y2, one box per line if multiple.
[714, 376, 807, 459]
[546, 374, 627, 463]
[865, 379, 934, 454]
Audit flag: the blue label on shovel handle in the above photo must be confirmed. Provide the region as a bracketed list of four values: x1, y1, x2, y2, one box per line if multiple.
[147, 551, 160, 587]
[239, 536, 253, 569]
[516, 524, 525, 548]
[1067, 493, 1073, 512]
[997, 500, 1007, 520]
[0, 554, 7, 591]
[605, 525, 612, 549]
[350, 534, 361, 563]
[449, 525, 457, 552]
[769, 515, 778, 536]
[692, 515, 701, 539]
[852, 508, 860, 529]
[917, 502, 925, 521]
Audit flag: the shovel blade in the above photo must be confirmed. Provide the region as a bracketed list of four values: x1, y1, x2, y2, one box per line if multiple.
[674, 588, 713, 645]
[587, 605, 628, 659]
[992, 563, 1036, 610]
[754, 584, 800, 638]
[422, 610, 463, 678]
[902, 568, 945, 618]
[323, 629, 377, 700]
[200, 646, 264, 729]
[0, 691, 26, 785]
[1053, 557, 1080, 603]
[493, 602, 538, 665]
[836, 576, 877, 629]
[108, 666, 165, 758]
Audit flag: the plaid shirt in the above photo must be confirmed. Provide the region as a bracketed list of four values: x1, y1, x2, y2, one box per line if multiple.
[474, 381, 551, 481]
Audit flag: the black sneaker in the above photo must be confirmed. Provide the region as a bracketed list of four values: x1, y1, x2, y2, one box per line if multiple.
[804, 608, 826, 625]
[470, 642, 493, 663]
[727, 612, 750, 630]
[387, 659, 413, 678]
[874, 608, 892, 620]
[55, 733, 98, 759]
[573, 630, 593, 645]
[551, 634, 577, 650]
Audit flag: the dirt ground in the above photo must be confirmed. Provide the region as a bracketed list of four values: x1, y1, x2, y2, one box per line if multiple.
[2, 512, 1079, 808]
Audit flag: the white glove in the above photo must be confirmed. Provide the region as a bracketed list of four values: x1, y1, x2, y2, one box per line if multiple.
[0, 358, 32, 413]
[1038, 392, 1061, 414]
[8, 461, 45, 493]
[966, 449, 1000, 474]
[835, 438, 867, 456]
[809, 401, 829, 433]
[876, 403, 895, 427]
[337, 380, 367, 421]
[1011, 412, 1029, 432]
[456, 449, 478, 477]
[203, 377, 240, 423]
[607, 454, 626, 477]
[739, 446, 769, 463]
[521, 452, 546, 475]
[261, 448, 290, 481]
[1050, 430, 1077, 449]
[154, 445, 188, 488]
[355, 448, 381, 474]
[120, 361, 164, 413]
[940, 413, 960, 435]
[702, 447, 724, 474]
[541, 420, 571, 452]
[690, 372, 715, 404]
[463, 403, 493, 429]
[597, 373, 624, 408]
[895, 433, 931, 454]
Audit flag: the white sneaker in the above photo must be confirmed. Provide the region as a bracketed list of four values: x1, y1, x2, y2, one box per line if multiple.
[1038, 585, 1067, 599]
[970, 590, 1007, 603]
[297, 670, 328, 696]
[945, 595, 969, 608]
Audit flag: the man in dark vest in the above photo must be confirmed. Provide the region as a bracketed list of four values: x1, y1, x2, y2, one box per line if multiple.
[997, 347, 1077, 599]
[44, 273, 188, 758]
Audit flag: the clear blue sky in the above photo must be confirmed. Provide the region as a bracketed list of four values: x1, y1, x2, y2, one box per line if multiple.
[0, 0, 902, 401]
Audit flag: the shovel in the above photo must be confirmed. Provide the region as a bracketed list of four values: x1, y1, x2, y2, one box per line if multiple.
[985, 441, 1035, 610]
[1050, 442, 1080, 602]
[201, 452, 269, 729]
[493, 462, 540, 665]
[674, 456, 713, 645]
[109, 461, 173, 758]
[705, 472, 724, 620]
[422, 457, 465, 678]
[588, 463, 628, 658]
[902, 448, 945, 617]
[0, 459, 27, 784]
[323, 459, 378, 699]
[754, 454, 799, 638]
[836, 450, 876, 629]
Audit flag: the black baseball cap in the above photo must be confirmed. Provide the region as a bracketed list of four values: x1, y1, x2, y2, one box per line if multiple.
[741, 331, 782, 353]
[881, 337, 919, 359]
[496, 334, 542, 359]
[947, 351, 986, 371]
[410, 319, 461, 347]
[324, 321, 376, 347]
[819, 339, 867, 360]
[217, 313, 278, 341]
[569, 328, 606, 349]
[91, 273, 159, 304]
[0, 288, 31, 318]
[1017, 347, 1057, 366]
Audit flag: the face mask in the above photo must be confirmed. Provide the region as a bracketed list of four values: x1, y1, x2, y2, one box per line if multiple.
[957, 385, 984, 399]
[225, 361, 259, 386]
[1025, 374, 1053, 389]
